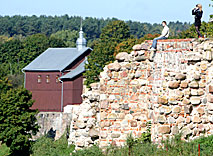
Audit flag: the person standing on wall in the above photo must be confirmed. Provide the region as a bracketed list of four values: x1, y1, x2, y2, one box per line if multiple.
[192, 4, 203, 38]
[150, 21, 169, 51]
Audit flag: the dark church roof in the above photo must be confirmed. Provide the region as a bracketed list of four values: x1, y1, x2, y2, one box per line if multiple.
[60, 58, 87, 80]
[22, 47, 92, 72]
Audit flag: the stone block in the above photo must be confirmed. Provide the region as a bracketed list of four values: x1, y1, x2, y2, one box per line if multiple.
[191, 89, 198, 96]
[130, 120, 137, 127]
[200, 63, 207, 70]
[158, 96, 168, 104]
[207, 103, 213, 110]
[115, 52, 129, 62]
[208, 95, 213, 103]
[175, 90, 184, 99]
[189, 81, 199, 88]
[135, 56, 146, 61]
[197, 107, 204, 114]
[138, 79, 147, 86]
[108, 113, 117, 120]
[141, 43, 149, 50]
[209, 85, 213, 93]
[184, 106, 192, 114]
[76, 120, 86, 129]
[104, 121, 111, 127]
[168, 97, 178, 105]
[182, 98, 190, 105]
[100, 112, 107, 120]
[161, 106, 172, 115]
[180, 81, 188, 88]
[173, 106, 181, 114]
[182, 127, 192, 137]
[184, 89, 191, 96]
[122, 104, 129, 110]
[193, 74, 200, 80]
[176, 116, 184, 124]
[199, 82, 205, 88]
[76, 139, 85, 147]
[100, 131, 108, 139]
[190, 97, 201, 105]
[135, 70, 142, 78]
[171, 126, 179, 135]
[168, 116, 175, 124]
[108, 61, 121, 71]
[193, 115, 201, 123]
[157, 115, 166, 124]
[197, 89, 204, 96]
[111, 133, 121, 138]
[175, 73, 186, 80]
[158, 125, 170, 134]
[133, 44, 142, 51]
[125, 114, 133, 120]
[89, 128, 99, 137]
[185, 116, 191, 123]
[185, 52, 201, 61]
[168, 81, 180, 89]
[100, 100, 109, 109]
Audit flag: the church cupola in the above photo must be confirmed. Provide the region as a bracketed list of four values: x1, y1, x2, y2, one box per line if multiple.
[76, 21, 87, 51]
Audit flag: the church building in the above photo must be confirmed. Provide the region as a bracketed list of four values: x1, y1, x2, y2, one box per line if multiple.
[22, 27, 92, 112]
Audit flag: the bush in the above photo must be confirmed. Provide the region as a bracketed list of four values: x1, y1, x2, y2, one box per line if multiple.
[31, 135, 74, 156]
[0, 144, 10, 156]
[71, 145, 103, 156]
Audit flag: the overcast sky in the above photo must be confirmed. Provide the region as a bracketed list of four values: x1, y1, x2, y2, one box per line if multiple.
[0, 0, 212, 24]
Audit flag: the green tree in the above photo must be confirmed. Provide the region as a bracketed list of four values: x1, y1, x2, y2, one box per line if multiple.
[19, 33, 66, 69]
[84, 20, 130, 87]
[0, 78, 12, 95]
[100, 20, 130, 42]
[178, 22, 213, 38]
[50, 30, 78, 47]
[0, 86, 39, 155]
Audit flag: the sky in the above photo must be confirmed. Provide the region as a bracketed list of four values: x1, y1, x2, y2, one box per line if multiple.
[0, 0, 212, 24]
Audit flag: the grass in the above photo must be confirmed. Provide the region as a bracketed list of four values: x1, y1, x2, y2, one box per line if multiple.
[31, 134, 75, 156]
[71, 134, 213, 156]
[1, 133, 213, 156]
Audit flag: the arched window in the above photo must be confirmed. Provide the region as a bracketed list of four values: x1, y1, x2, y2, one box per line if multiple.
[37, 75, 41, 83]
[46, 75, 50, 83]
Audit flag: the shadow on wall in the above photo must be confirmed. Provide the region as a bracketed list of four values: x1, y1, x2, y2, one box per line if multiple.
[46, 128, 56, 139]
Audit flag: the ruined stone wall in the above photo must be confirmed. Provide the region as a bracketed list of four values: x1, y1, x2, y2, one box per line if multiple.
[33, 112, 72, 140]
[151, 39, 213, 144]
[68, 83, 100, 150]
[69, 38, 213, 149]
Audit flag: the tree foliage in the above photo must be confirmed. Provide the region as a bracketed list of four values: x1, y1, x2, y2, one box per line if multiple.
[84, 20, 131, 87]
[0, 85, 39, 155]
[50, 30, 79, 47]
[0, 15, 190, 40]
[0, 33, 66, 81]
[178, 21, 213, 38]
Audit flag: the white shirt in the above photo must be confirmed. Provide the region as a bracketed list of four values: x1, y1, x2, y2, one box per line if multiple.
[160, 25, 169, 38]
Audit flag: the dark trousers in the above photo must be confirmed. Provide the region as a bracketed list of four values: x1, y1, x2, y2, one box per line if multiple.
[195, 25, 202, 38]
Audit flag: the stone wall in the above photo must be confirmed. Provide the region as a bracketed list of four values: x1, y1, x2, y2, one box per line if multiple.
[68, 83, 100, 150]
[69, 38, 213, 149]
[33, 112, 72, 140]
